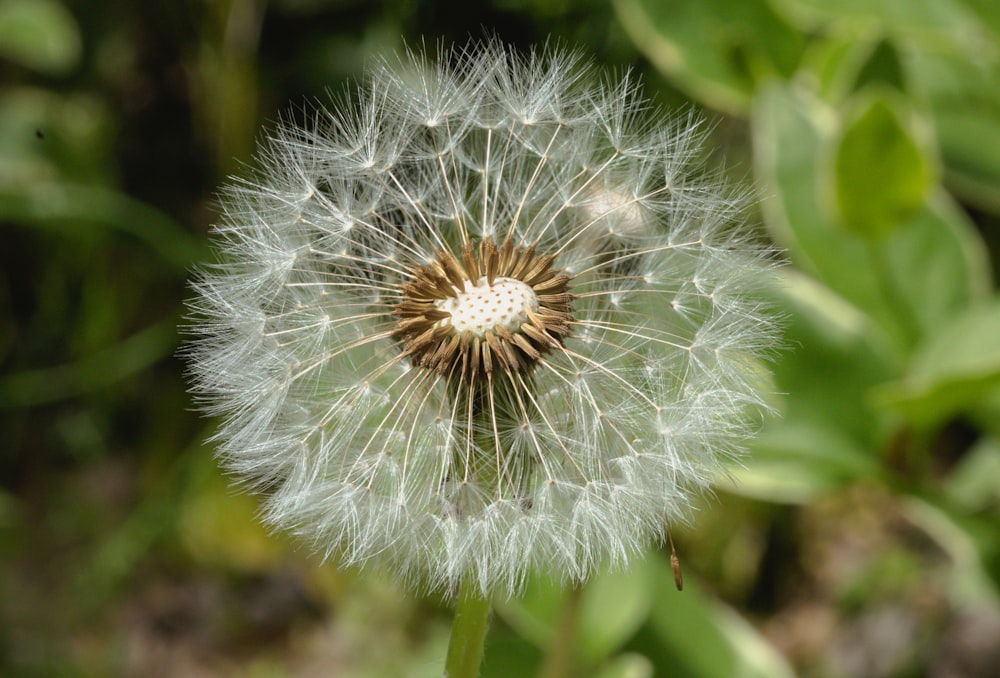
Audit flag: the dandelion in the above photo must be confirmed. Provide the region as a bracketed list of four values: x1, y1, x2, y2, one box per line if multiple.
[185, 39, 776, 667]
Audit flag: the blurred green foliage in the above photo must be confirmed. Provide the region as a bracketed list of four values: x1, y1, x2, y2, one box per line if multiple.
[2, 0, 999, 676]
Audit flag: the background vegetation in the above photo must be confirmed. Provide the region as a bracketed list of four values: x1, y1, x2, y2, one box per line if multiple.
[3, 0, 999, 676]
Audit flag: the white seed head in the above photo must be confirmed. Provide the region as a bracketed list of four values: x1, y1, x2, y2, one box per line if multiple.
[184, 39, 778, 597]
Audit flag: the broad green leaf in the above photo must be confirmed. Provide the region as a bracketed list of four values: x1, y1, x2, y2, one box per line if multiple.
[0, 317, 178, 407]
[592, 653, 654, 678]
[0, 182, 206, 271]
[614, 0, 803, 114]
[753, 87, 855, 284]
[732, 420, 882, 504]
[752, 85, 907, 345]
[0, 87, 117, 184]
[853, 39, 905, 92]
[903, 46, 1000, 210]
[903, 50, 1000, 127]
[798, 32, 872, 102]
[904, 50, 1000, 213]
[753, 84, 990, 348]
[944, 436, 1000, 512]
[958, 0, 1000, 38]
[880, 196, 992, 333]
[903, 497, 1000, 603]
[798, 35, 904, 103]
[577, 562, 655, 666]
[495, 559, 655, 669]
[765, 270, 898, 447]
[731, 271, 892, 502]
[873, 299, 1000, 427]
[771, 0, 990, 49]
[832, 92, 934, 240]
[631, 555, 794, 678]
[936, 108, 1000, 214]
[771, 1, 1000, 216]
[979, 390, 1000, 437]
[0, 0, 81, 75]
[492, 574, 565, 649]
[480, 629, 543, 678]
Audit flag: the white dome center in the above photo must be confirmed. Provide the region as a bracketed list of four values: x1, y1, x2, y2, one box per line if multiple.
[437, 276, 538, 336]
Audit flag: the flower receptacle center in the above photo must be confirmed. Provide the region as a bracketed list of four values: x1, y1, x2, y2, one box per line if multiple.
[437, 277, 538, 337]
[393, 237, 573, 379]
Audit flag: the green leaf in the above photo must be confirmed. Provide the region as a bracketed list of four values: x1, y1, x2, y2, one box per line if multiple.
[492, 574, 564, 650]
[480, 629, 543, 678]
[770, 1, 1000, 213]
[728, 271, 893, 502]
[631, 556, 794, 678]
[832, 92, 934, 240]
[0, 0, 81, 75]
[0, 86, 118, 185]
[905, 50, 1000, 214]
[880, 196, 993, 333]
[732, 419, 882, 504]
[798, 34, 904, 104]
[873, 299, 1000, 427]
[614, 0, 803, 114]
[944, 436, 1000, 512]
[495, 559, 655, 669]
[798, 33, 871, 102]
[771, 0, 991, 48]
[958, 0, 1000, 39]
[853, 39, 905, 92]
[753, 85, 904, 343]
[936, 108, 1000, 214]
[0, 317, 179, 407]
[0, 182, 206, 272]
[577, 563, 655, 666]
[902, 497, 1000, 603]
[752, 84, 990, 349]
[766, 270, 898, 446]
[592, 653, 654, 678]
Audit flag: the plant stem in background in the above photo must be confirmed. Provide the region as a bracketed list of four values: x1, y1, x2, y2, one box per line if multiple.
[445, 580, 492, 678]
[539, 584, 584, 678]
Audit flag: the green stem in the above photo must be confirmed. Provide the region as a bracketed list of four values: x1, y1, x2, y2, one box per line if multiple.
[539, 584, 583, 678]
[445, 579, 492, 678]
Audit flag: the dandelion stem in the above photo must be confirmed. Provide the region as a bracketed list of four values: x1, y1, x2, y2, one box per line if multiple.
[539, 583, 583, 678]
[445, 579, 492, 678]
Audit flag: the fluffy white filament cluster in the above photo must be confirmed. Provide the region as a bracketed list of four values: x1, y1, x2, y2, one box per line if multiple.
[186, 40, 777, 596]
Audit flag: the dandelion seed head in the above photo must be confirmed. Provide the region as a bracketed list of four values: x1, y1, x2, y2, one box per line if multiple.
[185, 39, 778, 597]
